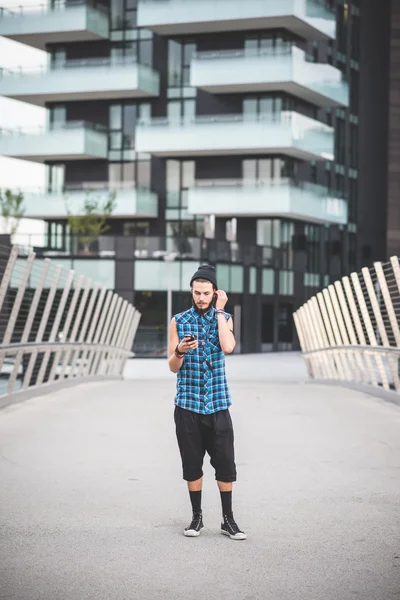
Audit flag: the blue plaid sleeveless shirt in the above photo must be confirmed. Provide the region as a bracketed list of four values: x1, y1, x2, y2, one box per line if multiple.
[174, 306, 232, 415]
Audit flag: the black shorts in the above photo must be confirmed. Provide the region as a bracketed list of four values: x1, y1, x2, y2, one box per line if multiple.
[174, 405, 237, 483]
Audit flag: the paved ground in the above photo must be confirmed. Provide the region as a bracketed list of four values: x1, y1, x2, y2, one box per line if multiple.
[1, 354, 400, 600]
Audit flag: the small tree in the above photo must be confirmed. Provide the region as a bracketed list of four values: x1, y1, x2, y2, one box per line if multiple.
[66, 191, 116, 254]
[0, 189, 25, 238]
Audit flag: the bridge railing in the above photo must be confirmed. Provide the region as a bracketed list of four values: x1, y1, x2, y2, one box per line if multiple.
[0, 244, 140, 400]
[293, 256, 400, 396]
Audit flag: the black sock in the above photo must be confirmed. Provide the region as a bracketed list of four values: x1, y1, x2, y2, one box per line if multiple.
[220, 491, 233, 518]
[189, 490, 202, 514]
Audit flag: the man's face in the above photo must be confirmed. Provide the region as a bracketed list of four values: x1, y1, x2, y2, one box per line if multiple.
[191, 280, 215, 314]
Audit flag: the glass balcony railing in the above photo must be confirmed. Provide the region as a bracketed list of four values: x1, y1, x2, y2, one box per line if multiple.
[191, 46, 349, 108]
[0, 0, 109, 50]
[136, 111, 334, 161]
[0, 56, 160, 106]
[0, 121, 108, 162]
[13, 234, 276, 271]
[187, 178, 347, 225]
[19, 182, 159, 219]
[137, 0, 336, 40]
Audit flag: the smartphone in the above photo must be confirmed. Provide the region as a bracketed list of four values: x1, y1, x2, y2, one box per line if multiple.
[185, 334, 195, 341]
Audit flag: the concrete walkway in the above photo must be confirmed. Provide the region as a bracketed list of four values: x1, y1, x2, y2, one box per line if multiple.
[1, 354, 400, 600]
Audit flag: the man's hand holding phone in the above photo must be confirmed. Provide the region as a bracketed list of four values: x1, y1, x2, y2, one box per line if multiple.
[178, 334, 198, 354]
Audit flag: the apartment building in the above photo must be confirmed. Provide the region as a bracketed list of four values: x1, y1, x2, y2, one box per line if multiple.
[0, 0, 391, 354]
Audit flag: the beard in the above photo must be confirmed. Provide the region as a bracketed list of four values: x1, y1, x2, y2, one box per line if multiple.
[192, 297, 213, 315]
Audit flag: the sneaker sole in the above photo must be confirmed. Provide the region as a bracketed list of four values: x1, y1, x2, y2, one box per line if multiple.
[184, 528, 203, 537]
[221, 529, 247, 540]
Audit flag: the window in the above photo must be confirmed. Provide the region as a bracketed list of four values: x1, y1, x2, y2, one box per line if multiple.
[168, 40, 196, 88]
[49, 105, 66, 128]
[111, 0, 138, 30]
[111, 31, 153, 66]
[108, 102, 150, 157]
[47, 165, 65, 193]
[242, 157, 295, 182]
[244, 30, 297, 54]
[165, 160, 202, 235]
[167, 99, 195, 120]
[108, 159, 151, 187]
[243, 93, 316, 120]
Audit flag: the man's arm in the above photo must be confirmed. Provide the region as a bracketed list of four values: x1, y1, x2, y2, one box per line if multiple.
[217, 314, 236, 354]
[168, 317, 198, 373]
[215, 290, 236, 354]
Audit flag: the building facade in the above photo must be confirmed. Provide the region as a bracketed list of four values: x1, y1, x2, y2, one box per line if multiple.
[0, 0, 387, 355]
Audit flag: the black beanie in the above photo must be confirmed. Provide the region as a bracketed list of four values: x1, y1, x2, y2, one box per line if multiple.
[190, 264, 218, 289]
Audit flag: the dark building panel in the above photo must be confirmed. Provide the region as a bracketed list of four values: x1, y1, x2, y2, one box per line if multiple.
[388, 0, 400, 258]
[358, 0, 390, 263]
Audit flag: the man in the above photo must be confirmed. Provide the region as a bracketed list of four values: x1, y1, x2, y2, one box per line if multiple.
[168, 264, 246, 541]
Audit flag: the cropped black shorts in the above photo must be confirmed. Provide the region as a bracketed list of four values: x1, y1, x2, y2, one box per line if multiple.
[174, 405, 237, 483]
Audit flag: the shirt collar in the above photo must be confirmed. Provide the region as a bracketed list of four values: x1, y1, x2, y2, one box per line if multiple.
[190, 306, 215, 321]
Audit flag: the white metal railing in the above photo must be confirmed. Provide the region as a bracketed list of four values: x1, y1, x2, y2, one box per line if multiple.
[0, 245, 140, 400]
[293, 256, 400, 396]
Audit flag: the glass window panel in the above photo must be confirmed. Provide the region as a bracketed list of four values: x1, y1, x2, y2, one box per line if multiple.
[138, 103, 151, 121]
[123, 162, 135, 182]
[249, 267, 256, 294]
[181, 190, 188, 209]
[137, 160, 151, 187]
[258, 159, 272, 181]
[242, 159, 257, 182]
[140, 39, 153, 67]
[108, 150, 122, 161]
[110, 131, 122, 149]
[230, 265, 243, 293]
[72, 260, 115, 289]
[273, 219, 281, 247]
[123, 105, 136, 134]
[182, 161, 195, 188]
[123, 149, 135, 161]
[216, 265, 230, 291]
[244, 37, 258, 53]
[167, 192, 180, 208]
[243, 98, 257, 117]
[183, 99, 195, 119]
[262, 269, 274, 294]
[273, 158, 282, 179]
[109, 163, 122, 183]
[168, 101, 181, 120]
[110, 104, 122, 130]
[260, 97, 274, 114]
[50, 106, 66, 126]
[111, 0, 124, 29]
[275, 96, 283, 113]
[183, 43, 196, 66]
[256, 220, 272, 246]
[123, 133, 135, 148]
[126, 0, 137, 10]
[135, 261, 180, 292]
[168, 40, 182, 87]
[166, 160, 180, 191]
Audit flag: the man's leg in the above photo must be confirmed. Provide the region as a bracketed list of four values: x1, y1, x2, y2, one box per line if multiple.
[209, 411, 246, 540]
[174, 406, 205, 536]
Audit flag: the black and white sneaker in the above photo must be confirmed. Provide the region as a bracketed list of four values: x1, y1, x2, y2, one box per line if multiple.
[184, 512, 204, 537]
[221, 514, 247, 540]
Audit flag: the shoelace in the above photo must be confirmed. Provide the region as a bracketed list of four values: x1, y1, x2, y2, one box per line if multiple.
[224, 515, 241, 534]
[188, 513, 202, 530]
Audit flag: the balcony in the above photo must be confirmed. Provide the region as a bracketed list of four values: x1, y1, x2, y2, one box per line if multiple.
[0, 1, 109, 50]
[191, 46, 349, 108]
[136, 112, 334, 161]
[187, 179, 347, 225]
[20, 183, 159, 219]
[137, 0, 335, 40]
[0, 121, 108, 163]
[0, 57, 160, 106]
